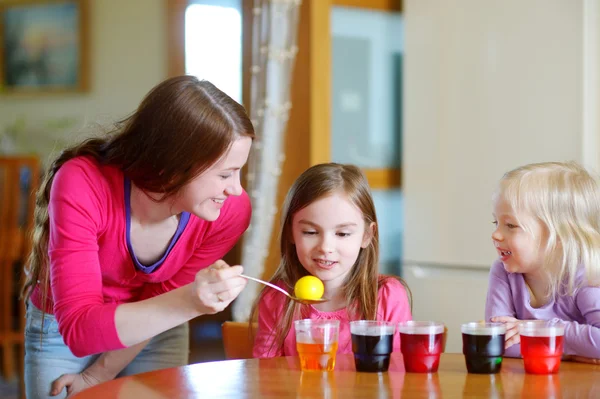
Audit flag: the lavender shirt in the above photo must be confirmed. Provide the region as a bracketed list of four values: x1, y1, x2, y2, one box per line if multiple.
[485, 259, 600, 358]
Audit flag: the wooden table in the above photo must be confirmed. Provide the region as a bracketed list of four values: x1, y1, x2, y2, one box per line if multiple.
[73, 353, 600, 398]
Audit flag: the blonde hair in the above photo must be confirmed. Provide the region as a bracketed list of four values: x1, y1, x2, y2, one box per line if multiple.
[496, 161, 600, 295]
[250, 163, 411, 354]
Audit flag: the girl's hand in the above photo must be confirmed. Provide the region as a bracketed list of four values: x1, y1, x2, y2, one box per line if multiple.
[563, 355, 600, 365]
[51, 368, 108, 397]
[491, 316, 522, 349]
[191, 260, 247, 315]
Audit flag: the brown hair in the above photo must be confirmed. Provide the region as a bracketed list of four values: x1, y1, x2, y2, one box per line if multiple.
[22, 76, 255, 309]
[250, 163, 411, 354]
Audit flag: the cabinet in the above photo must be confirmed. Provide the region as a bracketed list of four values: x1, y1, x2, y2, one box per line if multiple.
[403, 263, 490, 353]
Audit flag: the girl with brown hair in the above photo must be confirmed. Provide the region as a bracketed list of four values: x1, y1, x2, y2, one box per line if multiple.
[23, 76, 254, 398]
[252, 163, 412, 357]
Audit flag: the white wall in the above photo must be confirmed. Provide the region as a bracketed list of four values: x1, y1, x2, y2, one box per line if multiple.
[403, 0, 584, 268]
[403, 0, 589, 352]
[0, 0, 167, 160]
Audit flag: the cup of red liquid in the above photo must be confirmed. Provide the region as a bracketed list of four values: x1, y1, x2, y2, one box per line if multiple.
[461, 322, 506, 374]
[398, 321, 445, 373]
[519, 320, 565, 374]
[350, 321, 396, 372]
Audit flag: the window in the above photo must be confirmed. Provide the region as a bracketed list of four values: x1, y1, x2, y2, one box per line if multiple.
[185, 0, 242, 102]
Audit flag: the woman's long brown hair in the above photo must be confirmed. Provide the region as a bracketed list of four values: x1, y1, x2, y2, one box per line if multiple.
[250, 163, 411, 354]
[22, 76, 255, 311]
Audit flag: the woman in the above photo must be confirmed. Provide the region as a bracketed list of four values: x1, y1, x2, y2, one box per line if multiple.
[22, 76, 254, 398]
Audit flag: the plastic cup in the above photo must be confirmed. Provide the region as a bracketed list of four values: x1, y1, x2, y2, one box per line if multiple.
[519, 320, 564, 374]
[461, 322, 506, 374]
[295, 319, 340, 371]
[350, 321, 396, 372]
[398, 321, 445, 373]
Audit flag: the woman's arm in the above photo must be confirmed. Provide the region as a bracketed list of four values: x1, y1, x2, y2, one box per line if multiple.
[51, 263, 247, 393]
[118, 191, 252, 346]
[115, 264, 245, 347]
[51, 340, 150, 396]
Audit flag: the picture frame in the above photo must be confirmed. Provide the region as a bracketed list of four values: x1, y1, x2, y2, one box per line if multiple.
[0, 0, 89, 94]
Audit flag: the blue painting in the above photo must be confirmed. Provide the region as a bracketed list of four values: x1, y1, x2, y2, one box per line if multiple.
[1, 1, 86, 92]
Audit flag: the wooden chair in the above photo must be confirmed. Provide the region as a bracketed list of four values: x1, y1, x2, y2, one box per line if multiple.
[0, 155, 41, 398]
[221, 321, 258, 360]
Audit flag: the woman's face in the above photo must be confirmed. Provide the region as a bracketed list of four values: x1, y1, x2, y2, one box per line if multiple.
[175, 136, 252, 221]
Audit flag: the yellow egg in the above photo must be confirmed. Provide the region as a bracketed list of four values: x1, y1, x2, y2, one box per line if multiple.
[294, 276, 324, 300]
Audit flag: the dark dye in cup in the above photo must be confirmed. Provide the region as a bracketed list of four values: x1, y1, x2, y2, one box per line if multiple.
[350, 321, 396, 372]
[461, 322, 506, 374]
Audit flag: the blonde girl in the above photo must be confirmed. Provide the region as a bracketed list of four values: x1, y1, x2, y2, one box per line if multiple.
[487, 161, 600, 362]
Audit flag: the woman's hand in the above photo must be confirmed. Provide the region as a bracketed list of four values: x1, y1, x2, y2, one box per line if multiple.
[491, 316, 522, 349]
[51, 368, 110, 397]
[191, 260, 247, 315]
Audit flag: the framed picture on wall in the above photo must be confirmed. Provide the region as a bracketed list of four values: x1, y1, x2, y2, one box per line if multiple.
[0, 0, 89, 94]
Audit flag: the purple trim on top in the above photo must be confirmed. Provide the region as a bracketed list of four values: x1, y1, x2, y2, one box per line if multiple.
[124, 178, 190, 274]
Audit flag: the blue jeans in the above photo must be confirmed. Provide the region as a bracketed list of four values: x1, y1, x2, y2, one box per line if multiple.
[24, 302, 189, 399]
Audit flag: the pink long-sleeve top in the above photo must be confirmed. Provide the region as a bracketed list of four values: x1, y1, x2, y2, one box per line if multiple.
[253, 277, 412, 358]
[485, 259, 600, 358]
[30, 156, 251, 357]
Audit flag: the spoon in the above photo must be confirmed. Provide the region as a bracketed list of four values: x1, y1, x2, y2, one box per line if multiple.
[240, 274, 329, 305]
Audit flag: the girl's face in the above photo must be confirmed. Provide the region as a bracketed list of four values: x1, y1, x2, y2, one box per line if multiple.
[174, 137, 252, 221]
[291, 192, 373, 293]
[491, 195, 547, 275]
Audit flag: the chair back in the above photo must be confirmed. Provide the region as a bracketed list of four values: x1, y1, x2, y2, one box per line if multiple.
[0, 156, 40, 264]
[0, 155, 40, 384]
[221, 321, 258, 360]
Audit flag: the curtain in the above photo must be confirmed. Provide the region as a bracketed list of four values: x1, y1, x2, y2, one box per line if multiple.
[232, 0, 301, 321]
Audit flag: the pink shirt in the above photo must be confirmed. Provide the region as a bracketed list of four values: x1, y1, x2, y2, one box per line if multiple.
[30, 157, 251, 357]
[253, 277, 412, 358]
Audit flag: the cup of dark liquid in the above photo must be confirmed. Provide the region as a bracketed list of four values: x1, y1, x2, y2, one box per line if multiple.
[461, 322, 506, 374]
[519, 320, 564, 374]
[398, 321, 445, 373]
[350, 321, 396, 372]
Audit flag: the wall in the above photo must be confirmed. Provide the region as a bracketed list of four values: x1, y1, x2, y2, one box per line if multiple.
[404, 0, 584, 268]
[0, 0, 167, 161]
[403, 0, 587, 352]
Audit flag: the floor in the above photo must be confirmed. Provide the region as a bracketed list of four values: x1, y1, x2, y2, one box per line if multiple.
[0, 319, 229, 399]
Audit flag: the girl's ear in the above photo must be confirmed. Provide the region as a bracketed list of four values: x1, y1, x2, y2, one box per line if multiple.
[361, 222, 376, 248]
